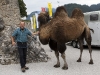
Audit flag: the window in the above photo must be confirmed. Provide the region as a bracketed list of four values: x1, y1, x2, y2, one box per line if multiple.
[90, 14, 98, 21]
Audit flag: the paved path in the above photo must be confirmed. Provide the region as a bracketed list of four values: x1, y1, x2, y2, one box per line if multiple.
[0, 44, 100, 75]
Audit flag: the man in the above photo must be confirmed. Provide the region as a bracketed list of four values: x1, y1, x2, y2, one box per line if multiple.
[11, 21, 39, 72]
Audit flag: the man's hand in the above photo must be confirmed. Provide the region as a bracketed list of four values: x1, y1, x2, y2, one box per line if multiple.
[36, 31, 39, 34]
[12, 42, 16, 46]
[11, 37, 16, 46]
[32, 31, 39, 36]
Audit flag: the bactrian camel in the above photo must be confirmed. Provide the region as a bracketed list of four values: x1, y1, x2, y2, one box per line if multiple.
[38, 6, 94, 70]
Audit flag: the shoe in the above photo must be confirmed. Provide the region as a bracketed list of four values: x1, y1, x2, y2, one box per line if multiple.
[25, 66, 29, 70]
[21, 68, 25, 72]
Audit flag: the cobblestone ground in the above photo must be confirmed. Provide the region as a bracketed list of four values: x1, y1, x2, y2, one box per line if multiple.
[0, 44, 100, 75]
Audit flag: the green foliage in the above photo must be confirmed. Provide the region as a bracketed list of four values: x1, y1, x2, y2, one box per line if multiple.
[64, 3, 92, 17]
[64, 3, 100, 17]
[90, 3, 100, 11]
[18, 0, 27, 17]
[21, 19, 31, 22]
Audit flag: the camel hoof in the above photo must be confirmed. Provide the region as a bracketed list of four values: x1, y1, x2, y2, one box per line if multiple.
[54, 64, 60, 68]
[62, 66, 68, 70]
[77, 58, 81, 62]
[89, 60, 94, 64]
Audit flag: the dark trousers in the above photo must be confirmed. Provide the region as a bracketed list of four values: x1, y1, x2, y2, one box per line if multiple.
[18, 47, 27, 68]
[17, 42, 27, 68]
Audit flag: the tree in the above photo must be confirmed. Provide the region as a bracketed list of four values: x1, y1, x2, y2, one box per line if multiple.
[64, 3, 92, 16]
[18, 0, 27, 17]
[90, 3, 100, 11]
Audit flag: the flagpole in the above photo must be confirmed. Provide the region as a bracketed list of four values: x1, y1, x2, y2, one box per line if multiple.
[30, 17, 33, 29]
[57, 1, 59, 6]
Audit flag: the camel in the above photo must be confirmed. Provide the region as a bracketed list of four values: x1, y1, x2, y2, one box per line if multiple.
[0, 17, 5, 31]
[38, 6, 93, 70]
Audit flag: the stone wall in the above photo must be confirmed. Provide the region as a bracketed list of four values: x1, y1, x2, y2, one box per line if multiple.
[0, 0, 48, 65]
[0, 0, 20, 26]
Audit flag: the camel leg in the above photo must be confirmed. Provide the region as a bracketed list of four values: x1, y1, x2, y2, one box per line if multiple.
[88, 45, 93, 64]
[85, 38, 94, 64]
[49, 39, 57, 52]
[84, 27, 93, 64]
[77, 39, 83, 62]
[48, 39, 60, 67]
[57, 43, 68, 70]
[61, 52, 68, 70]
[54, 51, 60, 68]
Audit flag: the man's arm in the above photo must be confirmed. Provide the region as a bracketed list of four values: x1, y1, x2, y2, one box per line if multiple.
[11, 28, 18, 45]
[11, 36, 16, 45]
[27, 29, 39, 36]
[32, 31, 39, 36]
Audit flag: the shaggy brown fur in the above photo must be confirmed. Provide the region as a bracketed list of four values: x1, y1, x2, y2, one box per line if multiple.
[38, 6, 93, 70]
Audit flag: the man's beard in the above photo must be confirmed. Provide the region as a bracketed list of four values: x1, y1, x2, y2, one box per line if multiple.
[20, 27, 24, 30]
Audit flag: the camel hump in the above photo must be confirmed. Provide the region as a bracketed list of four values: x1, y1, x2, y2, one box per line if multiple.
[56, 6, 67, 13]
[54, 6, 68, 17]
[71, 8, 84, 18]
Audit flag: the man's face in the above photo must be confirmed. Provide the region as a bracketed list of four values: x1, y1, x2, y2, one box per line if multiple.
[20, 22, 25, 29]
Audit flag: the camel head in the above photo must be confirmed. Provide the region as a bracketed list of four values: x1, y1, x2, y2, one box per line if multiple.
[71, 8, 84, 19]
[38, 12, 51, 27]
[38, 12, 51, 45]
[0, 17, 5, 31]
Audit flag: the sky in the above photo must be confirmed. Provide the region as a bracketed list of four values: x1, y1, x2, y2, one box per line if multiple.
[23, 0, 100, 14]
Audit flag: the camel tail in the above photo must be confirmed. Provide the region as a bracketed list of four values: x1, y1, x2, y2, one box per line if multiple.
[89, 28, 94, 33]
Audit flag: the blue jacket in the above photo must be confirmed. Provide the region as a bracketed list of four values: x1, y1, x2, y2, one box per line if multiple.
[12, 28, 32, 42]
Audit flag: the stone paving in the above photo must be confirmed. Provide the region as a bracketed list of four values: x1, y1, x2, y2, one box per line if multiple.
[0, 44, 100, 75]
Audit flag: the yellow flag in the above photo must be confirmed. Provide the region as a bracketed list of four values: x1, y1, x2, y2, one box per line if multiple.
[48, 2, 52, 17]
[32, 15, 36, 31]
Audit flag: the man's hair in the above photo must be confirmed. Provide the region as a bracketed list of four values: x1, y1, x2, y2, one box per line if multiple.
[20, 21, 25, 25]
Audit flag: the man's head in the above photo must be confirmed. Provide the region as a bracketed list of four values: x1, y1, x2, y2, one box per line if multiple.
[20, 21, 25, 29]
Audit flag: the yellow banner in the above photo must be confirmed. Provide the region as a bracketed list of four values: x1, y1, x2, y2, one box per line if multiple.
[32, 15, 36, 31]
[48, 3, 52, 17]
